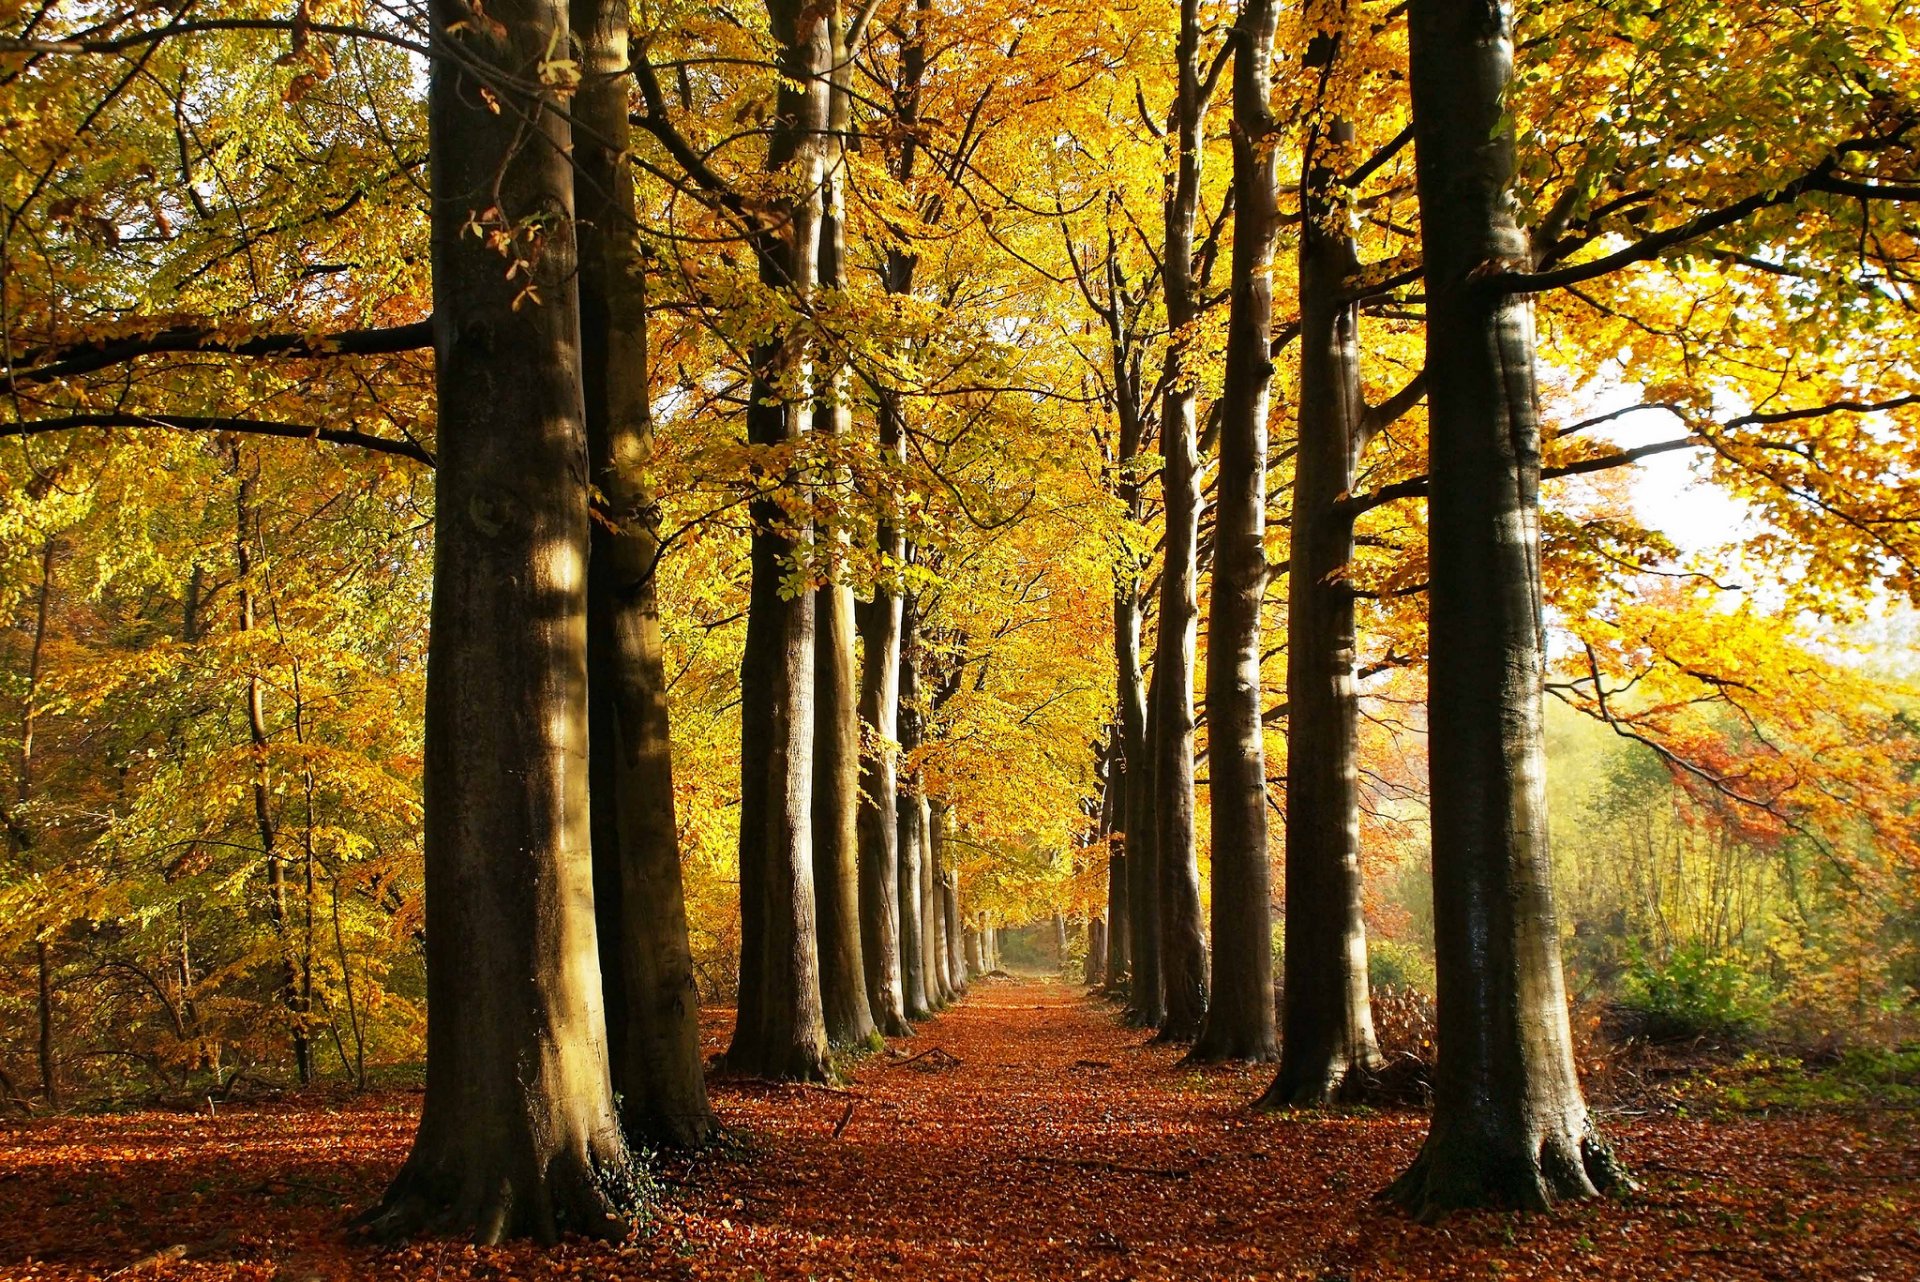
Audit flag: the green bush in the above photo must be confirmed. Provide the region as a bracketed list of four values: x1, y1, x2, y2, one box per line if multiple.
[1368, 939, 1435, 995]
[1620, 942, 1772, 1042]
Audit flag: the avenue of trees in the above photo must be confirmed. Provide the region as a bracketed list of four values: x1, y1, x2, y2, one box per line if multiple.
[5, 0, 1920, 1240]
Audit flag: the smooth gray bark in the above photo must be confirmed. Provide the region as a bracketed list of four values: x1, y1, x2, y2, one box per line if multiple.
[364, 0, 636, 1236]
[725, 0, 832, 1083]
[574, 0, 716, 1147]
[1387, 0, 1619, 1217]
[1193, 0, 1282, 1065]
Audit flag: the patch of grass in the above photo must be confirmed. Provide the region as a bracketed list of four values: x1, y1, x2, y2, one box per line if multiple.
[1679, 1045, 1920, 1114]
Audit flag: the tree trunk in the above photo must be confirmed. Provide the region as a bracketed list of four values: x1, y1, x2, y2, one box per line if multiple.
[362, 0, 636, 1237]
[896, 642, 932, 1019]
[937, 808, 967, 995]
[1103, 754, 1131, 995]
[856, 550, 912, 1035]
[1153, 0, 1212, 1044]
[1086, 918, 1107, 987]
[1387, 0, 1619, 1216]
[1194, 0, 1283, 1065]
[573, 0, 716, 1148]
[725, 0, 833, 1083]
[1126, 667, 1164, 1026]
[1266, 95, 1384, 1100]
[809, 6, 878, 1049]
[235, 460, 311, 1085]
[918, 792, 947, 1007]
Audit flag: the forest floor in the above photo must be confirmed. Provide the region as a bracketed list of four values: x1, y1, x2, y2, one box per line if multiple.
[3, 975, 1918, 1281]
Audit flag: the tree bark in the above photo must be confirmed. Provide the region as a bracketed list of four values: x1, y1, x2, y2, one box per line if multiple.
[936, 807, 967, 995]
[856, 545, 912, 1035]
[1086, 917, 1107, 987]
[573, 0, 716, 1147]
[1193, 0, 1283, 1065]
[918, 792, 947, 1006]
[362, 0, 637, 1238]
[1387, 0, 1619, 1216]
[1126, 667, 1164, 1026]
[1152, 0, 1212, 1044]
[809, 2, 878, 1050]
[1263, 97, 1384, 1100]
[725, 0, 833, 1083]
[897, 642, 932, 1018]
[1103, 753, 1131, 995]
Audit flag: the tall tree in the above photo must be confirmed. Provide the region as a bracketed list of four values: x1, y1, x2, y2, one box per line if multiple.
[1152, 0, 1215, 1043]
[362, 0, 637, 1238]
[1264, 21, 1388, 1101]
[810, 0, 880, 1051]
[897, 625, 933, 1019]
[1192, 0, 1283, 1065]
[1385, 0, 1620, 1215]
[574, 0, 717, 1146]
[724, 0, 834, 1082]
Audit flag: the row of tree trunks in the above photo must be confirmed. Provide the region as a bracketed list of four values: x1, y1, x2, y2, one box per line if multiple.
[364, 0, 637, 1238]
[1191, 0, 1282, 1066]
[574, 0, 717, 1148]
[1151, 0, 1213, 1045]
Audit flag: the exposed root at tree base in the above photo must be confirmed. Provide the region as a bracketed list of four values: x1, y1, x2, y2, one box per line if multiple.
[1382, 1125, 1625, 1223]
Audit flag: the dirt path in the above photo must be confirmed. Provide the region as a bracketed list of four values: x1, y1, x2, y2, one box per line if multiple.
[3, 976, 1917, 1280]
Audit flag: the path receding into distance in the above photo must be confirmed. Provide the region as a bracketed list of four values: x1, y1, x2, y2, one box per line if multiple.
[3, 976, 1916, 1280]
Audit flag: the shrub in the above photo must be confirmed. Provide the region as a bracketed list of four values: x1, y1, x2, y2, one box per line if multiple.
[1368, 939, 1435, 995]
[1619, 942, 1772, 1043]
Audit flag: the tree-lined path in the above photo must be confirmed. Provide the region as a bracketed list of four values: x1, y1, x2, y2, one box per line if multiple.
[3, 977, 1918, 1280]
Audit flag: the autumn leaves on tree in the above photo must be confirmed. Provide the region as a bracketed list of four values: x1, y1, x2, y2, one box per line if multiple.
[4, 0, 1920, 1251]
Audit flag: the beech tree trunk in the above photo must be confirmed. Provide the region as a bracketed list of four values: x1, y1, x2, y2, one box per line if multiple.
[897, 641, 933, 1019]
[363, 0, 636, 1237]
[1086, 917, 1107, 987]
[573, 0, 716, 1148]
[809, 8, 878, 1049]
[1152, 0, 1212, 1043]
[1126, 667, 1164, 1026]
[1265, 107, 1384, 1102]
[937, 808, 967, 995]
[1387, 0, 1619, 1216]
[725, 0, 833, 1083]
[856, 537, 912, 1035]
[1193, 0, 1282, 1065]
[918, 793, 948, 1007]
[1103, 753, 1131, 995]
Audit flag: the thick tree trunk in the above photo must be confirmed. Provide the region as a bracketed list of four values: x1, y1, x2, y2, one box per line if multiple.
[574, 0, 716, 1148]
[235, 463, 311, 1085]
[725, 0, 833, 1083]
[1125, 667, 1164, 1026]
[1193, 0, 1283, 1065]
[1387, 0, 1619, 1217]
[1265, 101, 1384, 1101]
[964, 926, 982, 978]
[1153, 0, 1212, 1044]
[810, 14, 878, 1048]
[362, 0, 636, 1237]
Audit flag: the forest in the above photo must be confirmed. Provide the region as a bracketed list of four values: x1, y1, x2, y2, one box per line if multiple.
[2, 0, 1919, 1276]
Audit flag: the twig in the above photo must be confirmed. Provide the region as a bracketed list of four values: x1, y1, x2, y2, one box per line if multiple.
[888, 1047, 963, 1070]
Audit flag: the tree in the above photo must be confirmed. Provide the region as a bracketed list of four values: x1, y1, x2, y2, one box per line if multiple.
[1384, 0, 1619, 1216]
[362, 0, 637, 1239]
[1192, 0, 1282, 1065]
[573, 0, 716, 1148]
[724, 0, 834, 1083]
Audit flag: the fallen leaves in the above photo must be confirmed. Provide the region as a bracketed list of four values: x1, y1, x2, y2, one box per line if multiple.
[1, 977, 1916, 1281]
